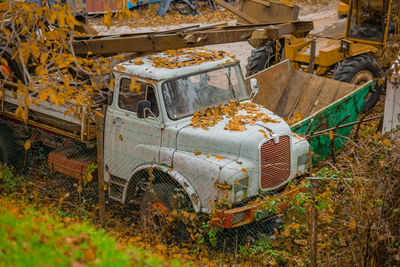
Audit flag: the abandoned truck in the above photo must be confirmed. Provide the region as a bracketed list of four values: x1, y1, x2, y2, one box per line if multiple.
[0, 48, 370, 229]
[0, 48, 309, 227]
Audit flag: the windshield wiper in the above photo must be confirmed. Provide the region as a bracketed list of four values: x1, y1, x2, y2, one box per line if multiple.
[223, 68, 239, 103]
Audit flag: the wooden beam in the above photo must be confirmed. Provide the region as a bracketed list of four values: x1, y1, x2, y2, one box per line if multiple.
[247, 0, 270, 7]
[211, 0, 260, 24]
[96, 105, 106, 227]
[72, 22, 314, 56]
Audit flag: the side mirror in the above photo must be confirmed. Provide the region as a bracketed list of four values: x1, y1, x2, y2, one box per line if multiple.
[137, 100, 151, 118]
[250, 78, 259, 98]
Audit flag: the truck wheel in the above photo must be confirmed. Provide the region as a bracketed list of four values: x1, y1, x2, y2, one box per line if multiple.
[333, 54, 381, 111]
[140, 182, 192, 240]
[245, 46, 275, 77]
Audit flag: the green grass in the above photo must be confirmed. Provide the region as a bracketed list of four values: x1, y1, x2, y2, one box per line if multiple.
[0, 198, 180, 267]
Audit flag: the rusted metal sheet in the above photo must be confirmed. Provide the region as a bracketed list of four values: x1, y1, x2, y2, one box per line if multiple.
[72, 22, 313, 56]
[238, 0, 299, 24]
[246, 60, 373, 163]
[212, 0, 260, 24]
[211, 184, 306, 228]
[248, 60, 357, 119]
[0, 79, 99, 142]
[48, 150, 96, 180]
[86, 0, 120, 13]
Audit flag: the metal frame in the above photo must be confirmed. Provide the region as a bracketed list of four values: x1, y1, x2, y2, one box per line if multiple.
[72, 22, 314, 56]
[345, 0, 393, 46]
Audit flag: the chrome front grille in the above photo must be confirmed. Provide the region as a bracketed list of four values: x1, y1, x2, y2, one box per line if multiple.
[260, 136, 291, 190]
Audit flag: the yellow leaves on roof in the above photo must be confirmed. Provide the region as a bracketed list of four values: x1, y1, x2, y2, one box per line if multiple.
[135, 49, 232, 69]
[191, 100, 279, 132]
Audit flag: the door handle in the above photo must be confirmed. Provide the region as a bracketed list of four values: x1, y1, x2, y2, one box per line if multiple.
[112, 117, 124, 125]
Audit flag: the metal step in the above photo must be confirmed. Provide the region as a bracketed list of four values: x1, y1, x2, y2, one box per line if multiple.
[110, 179, 125, 187]
[108, 177, 125, 202]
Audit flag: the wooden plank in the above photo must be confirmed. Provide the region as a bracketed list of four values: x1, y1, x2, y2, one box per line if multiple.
[279, 71, 310, 118]
[249, 60, 364, 121]
[73, 22, 313, 56]
[247, 60, 294, 112]
[309, 40, 316, 73]
[383, 79, 400, 134]
[96, 105, 106, 227]
[247, 0, 270, 7]
[238, 0, 299, 24]
[204, 0, 260, 24]
[73, 29, 254, 55]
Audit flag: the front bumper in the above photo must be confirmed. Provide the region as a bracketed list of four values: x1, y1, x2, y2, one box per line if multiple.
[210, 184, 306, 228]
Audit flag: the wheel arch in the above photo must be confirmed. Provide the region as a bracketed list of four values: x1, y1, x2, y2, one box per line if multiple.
[122, 163, 202, 212]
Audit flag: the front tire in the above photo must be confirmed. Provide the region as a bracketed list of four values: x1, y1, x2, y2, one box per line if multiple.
[334, 54, 381, 111]
[140, 182, 193, 240]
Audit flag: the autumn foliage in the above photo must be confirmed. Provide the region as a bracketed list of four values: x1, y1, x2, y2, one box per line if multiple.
[0, 1, 134, 120]
[1, 1, 400, 266]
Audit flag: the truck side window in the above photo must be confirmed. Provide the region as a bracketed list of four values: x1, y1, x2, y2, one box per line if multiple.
[118, 78, 159, 117]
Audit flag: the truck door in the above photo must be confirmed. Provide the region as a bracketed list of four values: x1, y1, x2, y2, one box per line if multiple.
[104, 76, 162, 181]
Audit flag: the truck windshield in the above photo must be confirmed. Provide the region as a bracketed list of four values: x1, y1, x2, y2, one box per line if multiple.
[161, 65, 248, 120]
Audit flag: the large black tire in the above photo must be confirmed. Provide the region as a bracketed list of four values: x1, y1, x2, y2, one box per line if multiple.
[333, 54, 382, 111]
[245, 45, 276, 77]
[140, 182, 193, 239]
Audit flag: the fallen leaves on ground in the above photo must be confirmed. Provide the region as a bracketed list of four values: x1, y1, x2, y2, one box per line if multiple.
[0, 197, 175, 266]
[92, 8, 237, 29]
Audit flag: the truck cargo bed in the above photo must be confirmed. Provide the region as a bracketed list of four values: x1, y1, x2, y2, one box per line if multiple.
[0, 82, 100, 142]
[248, 60, 373, 163]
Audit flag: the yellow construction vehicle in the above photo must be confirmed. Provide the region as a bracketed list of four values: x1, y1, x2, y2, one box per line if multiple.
[247, 0, 399, 110]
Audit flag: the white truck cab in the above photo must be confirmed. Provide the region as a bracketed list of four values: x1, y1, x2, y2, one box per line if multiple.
[103, 48, 309, 227]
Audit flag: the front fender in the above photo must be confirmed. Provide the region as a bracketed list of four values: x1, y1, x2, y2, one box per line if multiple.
[122, 163, 202, 212]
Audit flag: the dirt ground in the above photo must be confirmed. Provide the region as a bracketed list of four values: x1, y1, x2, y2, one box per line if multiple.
[90, 0, 342, 73]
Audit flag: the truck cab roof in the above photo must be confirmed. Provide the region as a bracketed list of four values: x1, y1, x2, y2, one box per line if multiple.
[115, 48, 238, 80]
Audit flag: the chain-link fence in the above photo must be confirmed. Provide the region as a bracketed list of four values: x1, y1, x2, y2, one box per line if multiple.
[0, 103, 399, 265]
[0, 111, 295, 263]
